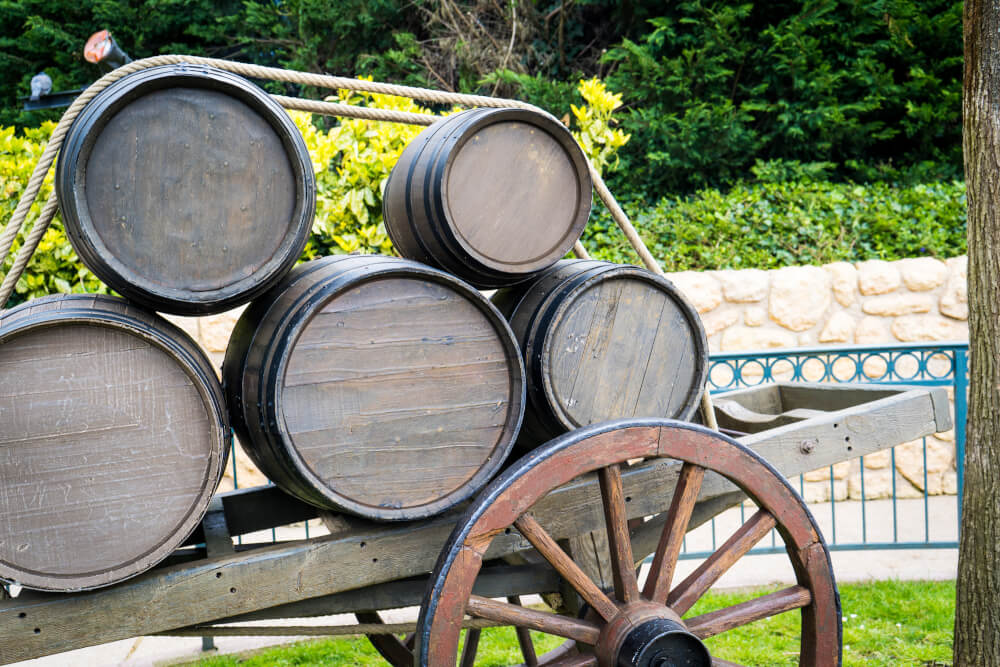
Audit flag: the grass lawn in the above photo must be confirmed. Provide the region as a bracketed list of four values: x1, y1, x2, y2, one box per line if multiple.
[184, 579, 954, 666]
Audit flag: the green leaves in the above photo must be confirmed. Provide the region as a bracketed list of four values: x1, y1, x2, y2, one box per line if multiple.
[602, 0, 963, 199]
[582, 177, 967, 271]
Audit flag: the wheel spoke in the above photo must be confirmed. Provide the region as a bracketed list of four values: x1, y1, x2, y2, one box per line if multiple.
[685, 585, 812, 639]
[459, 628, 480, 667]
[514, 514, 619, 621]
[508, 595, 539, 666]
[668, 510, 778, 615]
[466, 595, 602, 645]
[642, 462, 706, 603]
[598, 464, 640, 603]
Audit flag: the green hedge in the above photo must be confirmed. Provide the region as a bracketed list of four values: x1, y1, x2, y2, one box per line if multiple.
[583, 176, 967, 272]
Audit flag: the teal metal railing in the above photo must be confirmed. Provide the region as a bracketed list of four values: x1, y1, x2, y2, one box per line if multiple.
[678, 341, 967, 559]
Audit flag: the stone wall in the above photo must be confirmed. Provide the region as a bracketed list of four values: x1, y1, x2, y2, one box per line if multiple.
[174, 255, 968, 501]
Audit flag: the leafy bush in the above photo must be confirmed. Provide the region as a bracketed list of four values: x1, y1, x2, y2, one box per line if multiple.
[290, 89, 435, 258]
[602, 0, 963, 199]
[0, 123, 105, 307]
[583, 177, 967, 271]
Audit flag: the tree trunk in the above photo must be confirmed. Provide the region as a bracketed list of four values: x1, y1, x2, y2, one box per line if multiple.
[955, 1, 1000, 664]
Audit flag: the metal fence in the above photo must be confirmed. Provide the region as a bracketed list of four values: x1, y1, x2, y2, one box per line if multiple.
[677, 341, 968, 560]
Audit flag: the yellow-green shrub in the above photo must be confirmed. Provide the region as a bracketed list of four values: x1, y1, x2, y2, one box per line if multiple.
[0, 123, 106, 307]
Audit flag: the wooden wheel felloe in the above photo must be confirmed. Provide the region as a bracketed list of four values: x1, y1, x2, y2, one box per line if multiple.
[417, 419, 842, 666]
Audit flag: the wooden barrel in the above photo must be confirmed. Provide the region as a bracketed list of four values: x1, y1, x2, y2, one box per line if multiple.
[492, 260, 709, 447]
[383, 108, 592, 288]
[55, 64, 315, 315]
[0, 294, 229, 591]
[223, 255, 526, 521]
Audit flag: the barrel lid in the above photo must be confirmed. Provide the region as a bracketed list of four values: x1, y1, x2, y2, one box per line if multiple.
[0, 295, 228, 590]
[260, 257, 526, 520]
[437, 108, 592, 275]
[538, 265, 709, 430]
[56, 64, 315, 315]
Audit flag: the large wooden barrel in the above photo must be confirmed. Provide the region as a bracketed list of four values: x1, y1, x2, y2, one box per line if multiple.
[0, 294, 229, 591]
[223, 255, 526, 521]
[383, 108, 591, 288]
[56, 64, 315, 315]
[492, 260, 709, 448]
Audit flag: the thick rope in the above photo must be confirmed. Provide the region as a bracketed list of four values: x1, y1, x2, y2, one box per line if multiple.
[0, 54, 659, 308]
[272, 95, 438, 126]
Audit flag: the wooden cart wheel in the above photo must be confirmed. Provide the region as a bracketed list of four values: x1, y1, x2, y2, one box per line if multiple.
[416, 419, 842, 666]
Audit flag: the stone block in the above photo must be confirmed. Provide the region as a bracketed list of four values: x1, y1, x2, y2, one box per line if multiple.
[857, 259, 901, 295]
[744, 306, 766, 327]
[861, 294, 934, 316]
[804, 467, 832, 483]
[863, 450, 891, 469]
[720, 326, 796, 352]
[802, 478, 848, 503]
[668, 271, 722, 313]
[819, 312, 856, 343]
[769, 266, 831, 331]
[894, 438, 955, 494]
[939, 259, 968, 320]
[702, 309, 739, 336]
[719, 269, 769, 303]
[848, 466, 893, 500]
[891, 315, 967, 342]
[855, 316, 892, 344]
[824, 261, 858, 307]
[898, 257, 948, 291]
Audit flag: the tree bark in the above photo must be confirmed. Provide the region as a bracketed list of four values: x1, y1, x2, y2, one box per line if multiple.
[955, 1, 1000, 664]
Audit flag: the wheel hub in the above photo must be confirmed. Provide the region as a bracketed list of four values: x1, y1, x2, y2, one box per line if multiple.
[615, 617, 711, 667]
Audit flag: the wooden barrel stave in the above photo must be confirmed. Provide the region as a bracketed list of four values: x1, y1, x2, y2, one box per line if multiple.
[224, 255, 526, 521]
[0, 294, 229, 591]
[56, 64, 316, 315]
[493, 260, 709, 449]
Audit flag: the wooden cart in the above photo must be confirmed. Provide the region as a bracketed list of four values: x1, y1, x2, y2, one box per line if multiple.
[0, 382, 950, 666]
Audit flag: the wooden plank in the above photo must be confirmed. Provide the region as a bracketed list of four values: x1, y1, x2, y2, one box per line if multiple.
[216, 565, 561, 622]
[0, 385, 945, 662]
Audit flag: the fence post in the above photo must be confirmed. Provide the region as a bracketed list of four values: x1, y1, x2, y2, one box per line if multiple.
[954, 347, 968, 526]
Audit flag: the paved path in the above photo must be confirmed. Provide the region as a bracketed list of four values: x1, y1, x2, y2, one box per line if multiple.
[10, 496, 958, 666]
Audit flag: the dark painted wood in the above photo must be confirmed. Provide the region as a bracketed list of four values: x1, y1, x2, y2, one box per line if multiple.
[493, 259, 709, 448]
[383, 108, 591, 288]
[56, 64, 315, 315]
[223, 254, 526, 521]
[0, 294, 229, 591]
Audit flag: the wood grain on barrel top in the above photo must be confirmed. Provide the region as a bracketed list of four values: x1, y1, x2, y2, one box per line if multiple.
[546, 276, 701, 427]
[446, 121, 581, 266]
[0, 324, 216, 587]
[84, 87, 295, 292]
[280, 277, 514, 511]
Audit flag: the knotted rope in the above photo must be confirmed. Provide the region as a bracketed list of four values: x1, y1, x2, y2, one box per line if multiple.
[0, 53, 662, 308]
